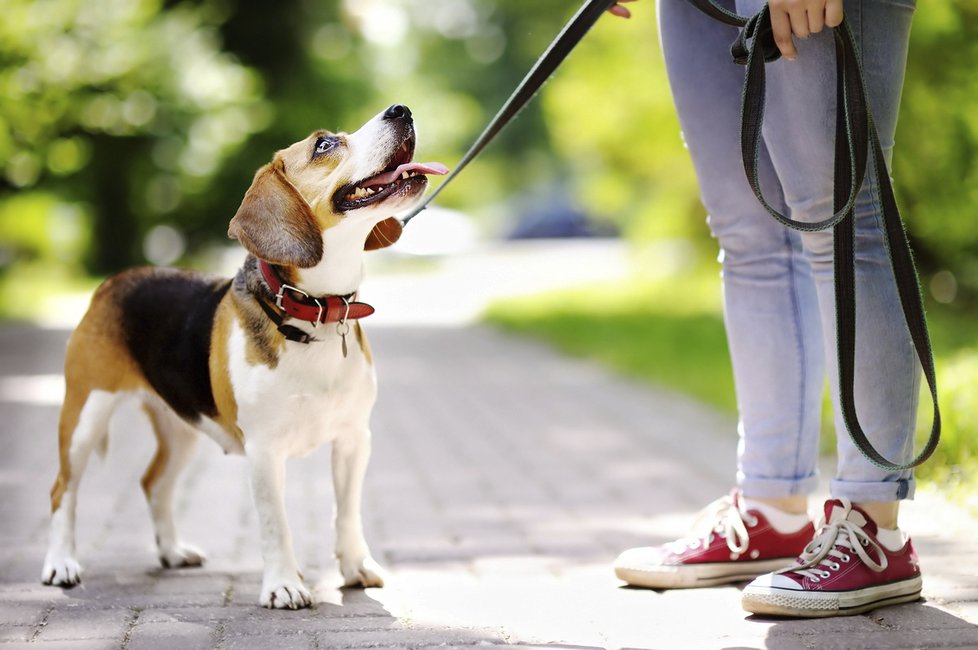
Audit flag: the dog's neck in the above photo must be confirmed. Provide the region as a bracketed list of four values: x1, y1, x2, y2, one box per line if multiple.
[289, 219, 380, 297]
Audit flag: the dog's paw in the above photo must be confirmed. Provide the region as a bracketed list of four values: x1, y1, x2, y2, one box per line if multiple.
[41, 556, 82, 588]
[260, 578, 312, 609]
[340, 556, 386, 588]
[159, 542, 206, 569]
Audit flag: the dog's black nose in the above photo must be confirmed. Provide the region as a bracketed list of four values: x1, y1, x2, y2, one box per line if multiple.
[384, 104, 412, 121]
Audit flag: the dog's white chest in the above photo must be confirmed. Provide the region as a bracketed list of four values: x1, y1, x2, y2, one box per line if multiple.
[226, 322, 376, 456]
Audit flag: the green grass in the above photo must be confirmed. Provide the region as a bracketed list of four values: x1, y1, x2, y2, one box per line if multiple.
[485, 263, 978, 510]
[914, 306, 978, 507]
[485, 266, 736, 413]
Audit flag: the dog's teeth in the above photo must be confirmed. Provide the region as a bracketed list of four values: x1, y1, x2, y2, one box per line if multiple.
[366, 187, 375, 195]
[401, 172, 409, 180]
[347, 187, 371, 201]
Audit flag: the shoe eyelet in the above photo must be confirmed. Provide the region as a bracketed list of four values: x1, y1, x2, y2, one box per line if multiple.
[811, 576, 821, 583]
[861, 538, 870, 547]
[829, 562, 840, 571]
[841, 554, 851, 563]
[746, 516, 759, 527]
[820, 570, 832, 579]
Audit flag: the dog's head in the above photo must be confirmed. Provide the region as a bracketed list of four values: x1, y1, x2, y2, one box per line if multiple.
[228, 105, 447, 268]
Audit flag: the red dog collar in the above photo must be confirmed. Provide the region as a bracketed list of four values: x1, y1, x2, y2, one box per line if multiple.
[259, 260, 375, 325]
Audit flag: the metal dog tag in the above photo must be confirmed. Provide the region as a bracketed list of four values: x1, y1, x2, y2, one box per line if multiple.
[337, 321, 350, 358]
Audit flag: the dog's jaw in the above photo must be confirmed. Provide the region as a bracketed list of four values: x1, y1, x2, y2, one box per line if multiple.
[333, 140, 448, 213]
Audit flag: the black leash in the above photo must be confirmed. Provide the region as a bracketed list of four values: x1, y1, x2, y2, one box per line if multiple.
[685, 0, 939, 470]
[400, 0, 618, 225]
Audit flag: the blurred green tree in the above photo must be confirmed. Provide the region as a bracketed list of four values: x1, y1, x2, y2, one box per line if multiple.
[341, 0, 613, 227]
[539, 4, 703, 245]
[0, 0, 975, 312]
[0, 0, 271, 272]
[892, 1, 978, 301]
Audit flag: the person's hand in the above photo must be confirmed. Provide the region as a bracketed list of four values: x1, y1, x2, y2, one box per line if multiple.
[607, 0, 637, 19]
[769, 0, 843, 60]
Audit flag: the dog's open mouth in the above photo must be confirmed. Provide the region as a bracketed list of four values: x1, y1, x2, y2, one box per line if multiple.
[335, 138, 448, 212]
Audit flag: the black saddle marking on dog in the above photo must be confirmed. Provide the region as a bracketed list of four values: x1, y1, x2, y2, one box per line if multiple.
[118, 269, 232, 422]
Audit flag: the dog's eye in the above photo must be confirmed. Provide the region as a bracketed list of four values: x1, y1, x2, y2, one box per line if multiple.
[313, 137, 338, 158]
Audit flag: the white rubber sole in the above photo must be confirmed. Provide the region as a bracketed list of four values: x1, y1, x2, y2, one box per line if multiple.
[615, 557, 798, 589]
[742, 575, 923, 617]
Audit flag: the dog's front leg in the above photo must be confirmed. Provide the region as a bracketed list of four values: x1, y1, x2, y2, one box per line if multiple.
[246, 446, 311, 609]
[332, 430, 385, 587]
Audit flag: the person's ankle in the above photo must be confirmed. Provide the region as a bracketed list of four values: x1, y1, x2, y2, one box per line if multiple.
[746, 494, 808, 516]
[854, 500, 900, 530]
[742, 495, 811, 534]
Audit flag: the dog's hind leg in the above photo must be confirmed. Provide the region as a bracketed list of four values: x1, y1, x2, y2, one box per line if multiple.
[43, 388, 120, 587]
[140, 399, 205, 569]
[332, 429, 385, 588]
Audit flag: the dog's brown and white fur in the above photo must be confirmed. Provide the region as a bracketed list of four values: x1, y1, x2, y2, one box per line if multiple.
[41, 105, 444, 609]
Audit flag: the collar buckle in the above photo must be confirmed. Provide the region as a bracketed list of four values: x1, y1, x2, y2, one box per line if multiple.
[275, 282, 325, 326]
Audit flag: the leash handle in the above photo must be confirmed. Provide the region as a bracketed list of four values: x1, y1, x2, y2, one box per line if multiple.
[400, 0, 618, 225]
[688, 1, 940, 470]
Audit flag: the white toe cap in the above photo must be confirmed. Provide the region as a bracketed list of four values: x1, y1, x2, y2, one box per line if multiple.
[746, 572, 802, 591]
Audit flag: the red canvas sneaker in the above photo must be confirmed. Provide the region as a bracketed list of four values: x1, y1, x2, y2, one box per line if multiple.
[614, 490, 815, 589]
[742, 498, 922, 617]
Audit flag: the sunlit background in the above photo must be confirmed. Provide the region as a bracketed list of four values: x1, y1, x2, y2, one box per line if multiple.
[2, 0, 975, 285]
[1, 0, 976, 491]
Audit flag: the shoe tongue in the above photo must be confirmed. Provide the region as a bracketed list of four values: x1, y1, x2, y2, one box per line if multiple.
[823, 499, 876, 535]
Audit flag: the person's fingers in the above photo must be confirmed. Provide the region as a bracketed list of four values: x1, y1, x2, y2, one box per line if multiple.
[607, 1, 637, 19]
[825, 0, 844, 27]
[807, 5, 825, 33]
[787, 5, 811, 39]
[771, 0, 845, 59]
[769, 7, 797, 60]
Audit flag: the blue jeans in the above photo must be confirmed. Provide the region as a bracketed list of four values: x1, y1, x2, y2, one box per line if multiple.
[657, 0, 919, 502]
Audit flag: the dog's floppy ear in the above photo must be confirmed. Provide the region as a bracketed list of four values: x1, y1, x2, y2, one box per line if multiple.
[364, 217, 403, 251]
[228, 159, 323, 268]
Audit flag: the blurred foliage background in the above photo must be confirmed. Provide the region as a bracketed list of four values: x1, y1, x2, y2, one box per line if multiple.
[1, 0, 976, 491]
[2, 0, 975, 298]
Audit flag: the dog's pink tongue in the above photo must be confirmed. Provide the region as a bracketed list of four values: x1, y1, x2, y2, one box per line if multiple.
[362, 162, 449, 188]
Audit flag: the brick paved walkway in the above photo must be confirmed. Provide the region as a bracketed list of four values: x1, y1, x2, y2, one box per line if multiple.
[1, 316, 977, 649]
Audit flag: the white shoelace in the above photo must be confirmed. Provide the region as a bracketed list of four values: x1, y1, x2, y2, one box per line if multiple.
[783, 498, 886, 582]
[667, 493, 756, 556]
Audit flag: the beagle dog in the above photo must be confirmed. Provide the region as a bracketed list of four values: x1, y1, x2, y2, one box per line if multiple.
[41, 105, 447, 609]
